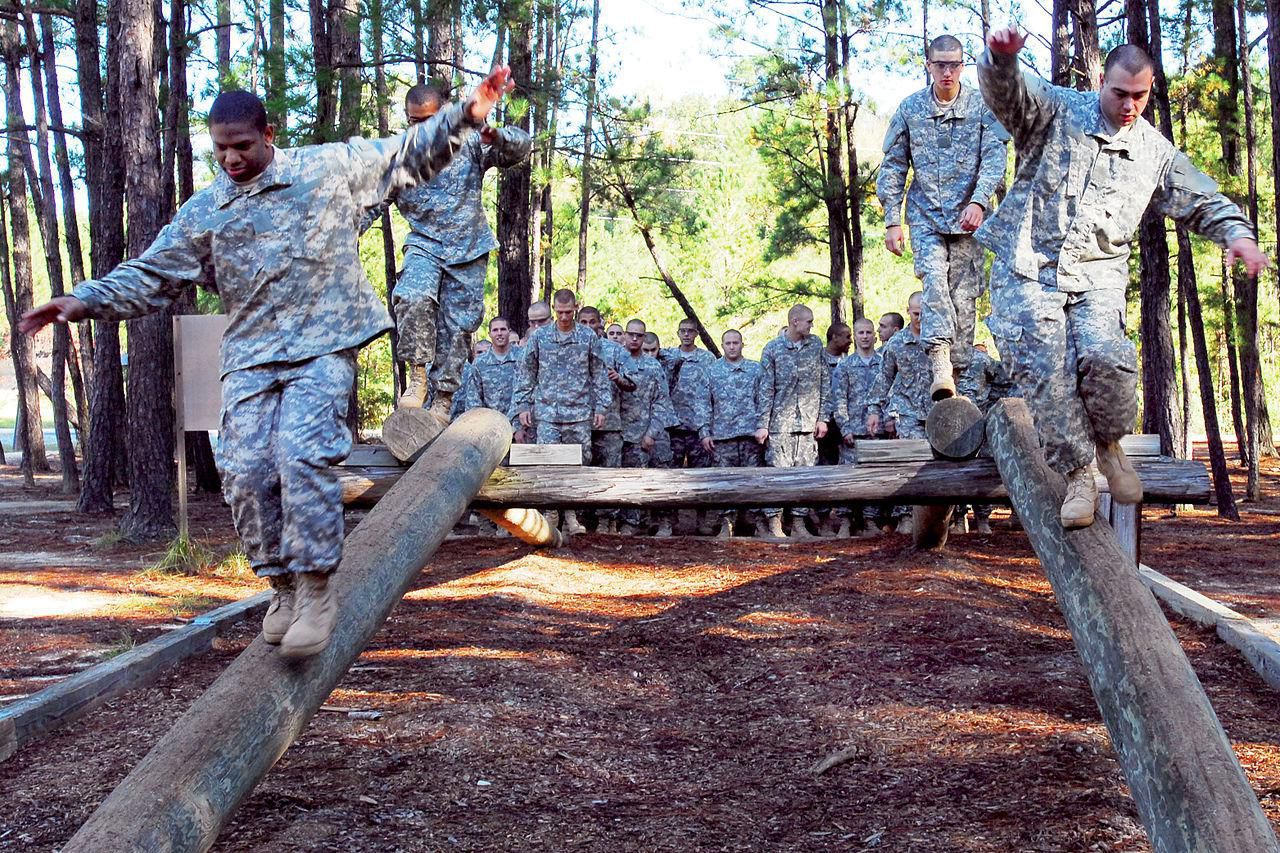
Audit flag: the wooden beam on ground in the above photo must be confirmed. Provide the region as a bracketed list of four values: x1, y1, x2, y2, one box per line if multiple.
[987, 398, 1278, 853]
[851, 433, 1163, 464]
[336, 457, 1211, 509]
[62, 409, 514, 852]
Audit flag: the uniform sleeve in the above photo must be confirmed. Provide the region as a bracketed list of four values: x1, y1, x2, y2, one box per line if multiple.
[876, 106, 911, 228]
[513, 341, 537, 413]
[71, 217, 207, 322]
[340, 101, 482, 215]
[690, 366, 711, 440]
[819, 353, 833, 423]
[867, 345, 897, 416]
[589, 337, 613, 418]
[481, 126, 533, 171]
[757, 347, 775, 431]
[971, 110, 1010, 209]
[832, 362, 851, 433]
[1154, 152, 1255, 248]
[977, 48, 1059, 149]
[650, 377, 675, 439]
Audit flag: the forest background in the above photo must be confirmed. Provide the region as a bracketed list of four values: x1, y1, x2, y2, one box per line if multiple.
[0, 0, 1275, 540]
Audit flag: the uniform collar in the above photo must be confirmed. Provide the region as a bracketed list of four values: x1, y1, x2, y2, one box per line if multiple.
[214, 146, 294, 208]
[722, 357, 747, 370]
[929, 83, 972, 119]
[784, 333, 815, 349]
[487, 348, 517, 363]
[1086, 102, 1137, 154]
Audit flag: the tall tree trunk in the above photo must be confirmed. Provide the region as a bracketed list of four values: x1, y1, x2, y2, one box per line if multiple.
[332, 0, 361, 138]
[371, 0, 402, 400]
[540, 2, 563, 302]
[1220, 264, 1248, 463]
[0, 181, 27, 481]
[426, 0, 458, 87]
[118, 0, 176, 540]
[266, 0, 285, 137]
[1052, 0, 1072, 86]
[497, 11, 533, 336]
[1071, 0, 1101, 90]
[410, 0, 425, 83]
[309, 0, 335, 142]
[23, 11, 78, 490]
[820, 0, 847, 325]
[838, 3, 864, 321]
[575, 0, 599, 293]
[216, 0, 230, 84]
[2, 21, 48, 474]
[529, 1, 546, 296]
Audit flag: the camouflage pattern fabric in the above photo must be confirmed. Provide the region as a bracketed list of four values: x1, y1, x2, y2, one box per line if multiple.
[513, 324, 613, 425]
[762, 431, 818, 519]
[618, 352, 672, 445]
[956, 347, 1013, 414]
[712, 435, 765, 525]
[867, 327, 932, 425]
[219, 351, 356, 578]
[758, 334, 832, 435]
[392, 250, 487, 398]
[657, 347, 714, 433]
[535, 420, 592, 464]
[912, 229, 986, 368]
[463, 347, 520, 417]
[701, 357, 762, 441]
[833, 351, 883, 446]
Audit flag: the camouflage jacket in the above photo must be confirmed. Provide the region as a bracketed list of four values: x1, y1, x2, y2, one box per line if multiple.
[701, 357, 762, 441]
[878, 84, 1009, 234]
[618, 351, 674, 444]
[758, 333, 832, 434]
[73, 102, 479, 377]
[597, 337, 637, 433]
[513, 323, 612, 425]
[462, 347, 520, 418]
[868, 328, 931, 422]
[976, 49, 1254, 292]
[832, 351, 883, 436]
[957, 348, 1014, 414]
[656, 346, 714, 432]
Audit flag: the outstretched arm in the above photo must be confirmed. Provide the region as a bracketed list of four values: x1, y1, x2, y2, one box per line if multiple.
[978, 28, 1058, 150]
[1156, 152, 1269, 277]
[481, 126, 533, 170]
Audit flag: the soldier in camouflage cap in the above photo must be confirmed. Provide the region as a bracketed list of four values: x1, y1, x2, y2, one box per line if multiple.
[878, 33, 1008, 401]
[22, 73, 514, 658]
[618, 320, 674, 534]
[378, 81, 531, 459]
[700, 328, 764, 538]
[979, 30, 1267, 528]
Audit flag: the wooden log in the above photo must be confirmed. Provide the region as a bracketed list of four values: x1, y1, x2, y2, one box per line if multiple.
[380, 405, 446, 462]
[852, 432, 1163, 464]
[925, 396, 985, 460]
[911, 504, 951, 550]
[480, 508, 563, 547]
[63, 408, 514, 852]
[986, 398, 1278, 853]
[337, 457, 1211, 509]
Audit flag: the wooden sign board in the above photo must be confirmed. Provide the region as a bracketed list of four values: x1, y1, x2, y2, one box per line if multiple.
[508, 444, 584, 466]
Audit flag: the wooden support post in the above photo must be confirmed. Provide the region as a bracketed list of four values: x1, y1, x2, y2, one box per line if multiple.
[480, 507, 563, 547]
[62, 409, 514, 852]
[911, 504, 951, 550]
[987, 399, 1278, 852]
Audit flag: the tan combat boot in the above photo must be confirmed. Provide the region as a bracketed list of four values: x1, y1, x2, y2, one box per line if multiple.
[766, 515, 786, 539]
[895, 515, 914, 536]
[928, 344, 956, 401]
[1060, 466, 1099, 529]
[790, 517, 817, 540]
[261, 574, 295, 645]
[562, 511, 586, 535]
[716, 519, 733, 539]
[1094, 441, 1143, 503]
[280, 571, 337, 659]
[398, 364, 429, 409]
[834, 518, 851, 538]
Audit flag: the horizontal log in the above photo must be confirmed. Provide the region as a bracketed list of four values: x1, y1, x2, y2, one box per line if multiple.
[338, 458, 1210, 509]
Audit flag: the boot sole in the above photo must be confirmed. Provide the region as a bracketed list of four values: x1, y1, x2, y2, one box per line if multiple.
[1060, 513, 1095, 530]
[279, 636, 331, 659]
[262, 629, 287, 645]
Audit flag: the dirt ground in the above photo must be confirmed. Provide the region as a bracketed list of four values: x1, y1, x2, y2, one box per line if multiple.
[1, 450, 1278, 852]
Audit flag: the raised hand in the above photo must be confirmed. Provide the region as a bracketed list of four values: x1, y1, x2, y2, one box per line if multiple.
[468, 65, 515, 124]
[480, 125, 498, 145]
[1226, 237, 1271, 278]
[20, 296, 86, 336]
[987, 27, 1025, 56]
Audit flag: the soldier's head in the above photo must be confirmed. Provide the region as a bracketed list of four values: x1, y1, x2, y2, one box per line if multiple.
[786, 304, 814, 342]
[878, 312, 904, 343]
[642, 332, 661, 358]
[722, 329, 744, 361]
[606, 323, 624, 343]
[527, 300, 552, 332]
[577, 305, 604, 337]
[907, 291, 923, 333]
[826, 322, 852, 356]
[473, 339, 491, 359]
[625, 319, 647, 355]
[853, 317, 876, 354]
[926, 34, 965, 101]
[405, 82, 448, 125]
[1101, 45, 1154, 129]
[676, 318, 698, 349]
[488, 316, 511, 351]
[209, 91, 275, 184]
[552, 289, 578, 331]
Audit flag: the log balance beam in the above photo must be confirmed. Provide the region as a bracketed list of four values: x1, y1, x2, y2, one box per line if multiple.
[62, 408, 515, 853]
[987, 399, 1278, 852]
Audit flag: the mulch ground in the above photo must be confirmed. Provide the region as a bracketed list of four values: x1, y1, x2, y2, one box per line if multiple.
[1, 450, 1278, 852]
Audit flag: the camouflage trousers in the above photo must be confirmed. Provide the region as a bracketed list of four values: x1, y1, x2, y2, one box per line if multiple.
[620, 440, 654, 528]
[837, 435, 883, 522]
[912, 228, 985, 370]
[536, 420, 592, 464]
[392, 249, 488, 397]
[590, 430, 623, 521]
[989, 265, 1136, 475]
[218, 351, 356, 578]
[713, 435, 764, 524]
[888, 417, 925, 520]
[670, 427, 711, 469]
[763, 431, 817, 519]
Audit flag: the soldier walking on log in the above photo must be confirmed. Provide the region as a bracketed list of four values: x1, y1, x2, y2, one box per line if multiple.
[20, 72, 515, 658]
[700, 329, 765, 539]
[379, 81, 532, 461]
[978, 29, 1267, 528]
[878, 33, 1009, 402]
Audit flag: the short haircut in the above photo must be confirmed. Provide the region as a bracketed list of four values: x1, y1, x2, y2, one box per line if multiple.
[406, 82, 448, 107]
[578, 305, 601, 320]
[643, 332, 660, 346]
[607, 322, 623, 331]
[882, 312, 905, 330]
[927, 34, 963, 60]
[627, 319, 647, 332]
[528, 300, 550, 316]
[722, 328, 742, 341]
[209, 91, 268, 132]
[677, 317, 697, 330]
[826, 322, 851, 342]
[853, 317, 874, 330]
[1104, 44, 1154, 77]
[552, 288, 576, 306]
[908, 291, 924, 308]
[787, 304, 813, 322]
[488, 316, 509, 329]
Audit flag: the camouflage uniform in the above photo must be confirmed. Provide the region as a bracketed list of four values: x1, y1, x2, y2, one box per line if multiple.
[462, 347, 520, 418]
[878, 85, 1008, 369]
[451, 361, 474, 418]
[817, 349, 844, 466]
[954, 347, 1012, 524]
[758, 334, 832, 519]
[513, 323, 612, 464]
[71, 103, 479, 577]
[592, 338, 635, 524]
[832, 352, 883, 464]
[657, 346, 714, 470]
[977, 48, 1253, 474]
[867, 327, 932, 440]
[386, 126, 530, 399]
[701, 356, 765, 527]
[618, 351, 673, 528]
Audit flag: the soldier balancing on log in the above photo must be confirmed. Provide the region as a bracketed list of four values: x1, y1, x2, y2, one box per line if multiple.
[378, 80, 532, 461]
[878, 33, 1009, 402]
[978, 29, 1268, 529]
[20, 70, 515, 657]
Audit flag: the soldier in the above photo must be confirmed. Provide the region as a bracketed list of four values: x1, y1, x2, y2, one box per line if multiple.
[878, 312, 904, 346]
[579, 304, 636, 533]
[463, 316, 520, 418]
[378, 82, 532, 460]
[513, 300, 553, 443]
[866, 292, 933, 535]
[818, 322, 851, 465]
[526, 300, 552, 333]
[979, 30, 1267, 528]
[879, 33, 1009, 401]
[19, 74, 513, 658]
[657, 318, 715, 533]
[513, 288, 612, 535]
[606, 322, 624, 343]
[642, 331, 679, 536]
[699, 329, 764, 539]
[831, 317, 884, 537]
[757, 304, 832, 540]
[618, 319, 674, 535]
